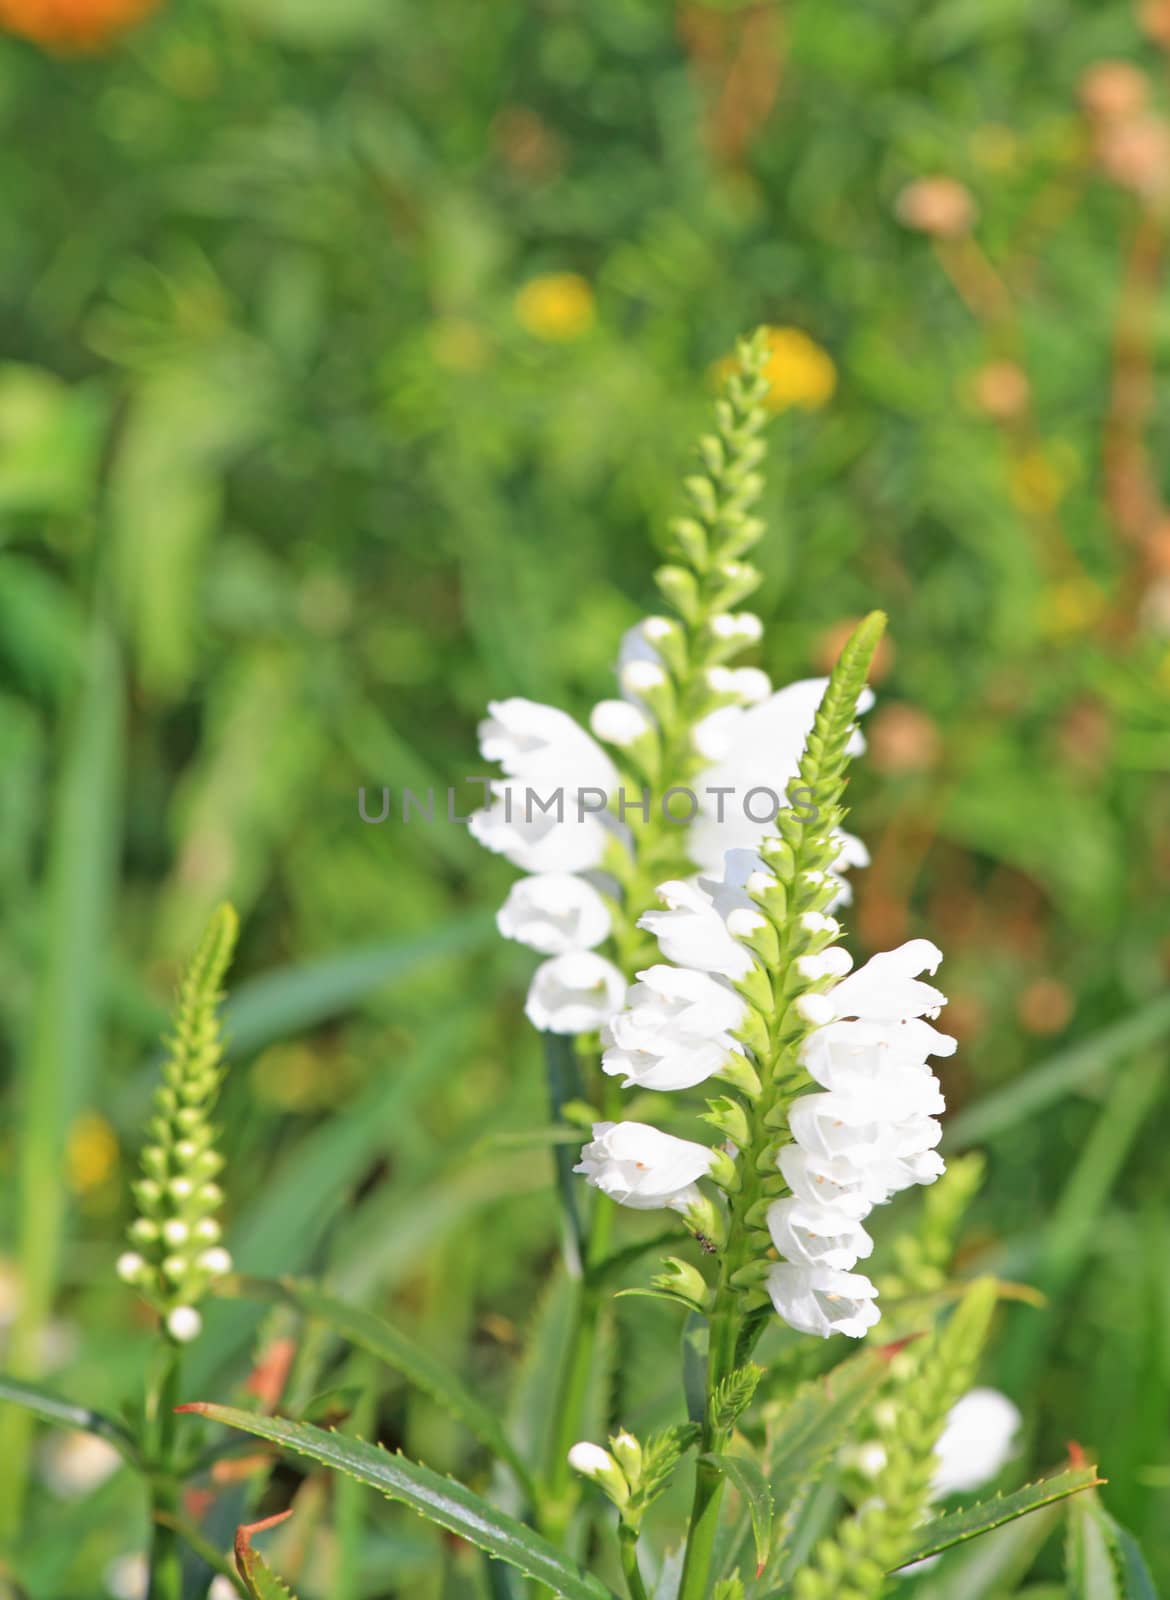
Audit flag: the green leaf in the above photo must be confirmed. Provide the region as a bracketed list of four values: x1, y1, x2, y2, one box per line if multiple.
[218, 1275, 534, 1495]
[949, 994, 1170, 1147]
[235, 1511, 299, 1600]
[702, 1452, 773, 1572]
[1099, 1509, 1159, 1600]
[0, 1376, 140, 1467]
[179, 1404, 617, 1600]
[615, 1285, 707, 1315]
[896, 1466, 1104, 1569]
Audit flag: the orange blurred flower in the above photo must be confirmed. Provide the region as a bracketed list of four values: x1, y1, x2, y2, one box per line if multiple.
[0, 0, 157, 49]
[1078, 60, 1149, 122]
[868, 703, 942, 775]
[895, 177, 977, 239]
[970, 360, 1030, 422]
[1017, 978, 1074, 1036]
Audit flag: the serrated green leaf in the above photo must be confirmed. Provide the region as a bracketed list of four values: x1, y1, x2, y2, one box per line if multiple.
[180, 1404, 617, 1600]
[0, 1375, 140, 1467]
[235, 1512, 299, 1600]
[218, 1275, 534, 1495]
[702, 1452, 773, 1572]
[896, 1466, 1104, 1569]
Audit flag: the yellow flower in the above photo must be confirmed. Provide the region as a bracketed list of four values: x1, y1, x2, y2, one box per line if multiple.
[717, 327, 836, 413]
[1009, 450, 1067, 516]
[67, 1113, 118, 1194]
[1038, 578, 1107, 638]
[514, 274, 595, 341]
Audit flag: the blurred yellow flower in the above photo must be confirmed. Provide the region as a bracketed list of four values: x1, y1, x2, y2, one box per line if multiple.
[717, 327, 836, 413]
[67, 1113, 118, 1194]
[514, 274, 595, 341]
[1009, 450, 1067, 516]
[1038, 578, 1107, 638]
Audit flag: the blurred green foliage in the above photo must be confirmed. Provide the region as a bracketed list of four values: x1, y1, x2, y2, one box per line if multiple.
[2, 0, 1170, 1593]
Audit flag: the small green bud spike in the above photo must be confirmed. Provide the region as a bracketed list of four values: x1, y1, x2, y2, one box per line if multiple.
[793, 610, 886, 825]
[120, 903, 240, 1338]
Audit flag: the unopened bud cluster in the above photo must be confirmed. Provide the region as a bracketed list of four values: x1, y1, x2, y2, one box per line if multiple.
[117, 905, 239, 1344]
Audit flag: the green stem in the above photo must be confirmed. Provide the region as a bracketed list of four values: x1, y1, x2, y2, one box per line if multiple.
[146, 1342, 184, 1600]
[677, 1291, 739, 1600]
[619, 1524, 650, 1600]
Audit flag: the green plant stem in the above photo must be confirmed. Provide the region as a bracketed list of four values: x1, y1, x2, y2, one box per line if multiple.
[147, 1342, 184, 1600]
[619, 1524, 650, 1600]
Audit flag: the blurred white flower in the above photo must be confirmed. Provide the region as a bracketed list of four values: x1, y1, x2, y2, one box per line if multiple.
[525, 951, 626, 1033]
[931, 1387, 1022, 1498]
[478, 698, 618, 791]
[497, 872, 612, 954]
[39, 1430, 122, 1499]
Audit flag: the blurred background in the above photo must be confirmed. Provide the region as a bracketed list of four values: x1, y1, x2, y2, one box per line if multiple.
[2, 0, 1170, 1594]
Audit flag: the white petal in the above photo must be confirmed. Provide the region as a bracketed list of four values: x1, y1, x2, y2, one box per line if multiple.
[931, 1389, 1022, 1498]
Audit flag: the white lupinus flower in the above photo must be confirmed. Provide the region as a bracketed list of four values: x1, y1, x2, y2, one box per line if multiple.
[638, 879, 755, 980]
[478, 698, 619, 791]
[574, 1121, 715, 1211]
[496, 872, 612, 954]
[526, 952, 627, 1034]
[766, 1263, 882, 1339]
[930, 1387, 1022, 1498]
[469, 783, 613, 874]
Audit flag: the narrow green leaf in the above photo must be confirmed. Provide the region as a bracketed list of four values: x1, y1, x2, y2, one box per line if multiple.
[218, 1275, 534, 1495]
[0, 1376, 140, 1466]
[615, 1286, 707, 1315]
[896, 1466, 1103, 1569]
[949, 994, 1170, 1146]
[702, 1452, 773, 1572]
[1067, 1490, 1124, 1599]
[178, 1404, 617, 1600]
[1, 618, 123, 1539]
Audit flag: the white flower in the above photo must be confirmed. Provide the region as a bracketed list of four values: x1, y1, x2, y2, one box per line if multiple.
[767, 1196, 874, 1271]
[689, 679, 874, 869]
[526, 952, 626, 1034]
[778, 1144, 885, 1220]
[610, 965, 746, 1047]
[823, 939, 946, 1022]
[766, 1262, 881, 1339]
[931, 1388, 1022, 1498]
[497, 873, 612, 954]
[165, 1306, 202, 1343]
[705, 666, 772, 704]
[602, 966, 747, 1090]
[574, 1120, 715, 1211]
[478, 698, 618, 791]
[470, 783, 611, 873]
[789, 1092, 942, 1168]
[639, 879, 755, 980]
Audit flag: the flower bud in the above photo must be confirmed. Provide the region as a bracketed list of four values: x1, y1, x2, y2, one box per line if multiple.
[161, 1219, 189, 1248]
[197, 1247, 233, 1277]
[166, 1306, 202, 1344]
[116, 1252, 147, 1285]
[610, 1430, 643, 1486]
[567, 1442, 629, 1507]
